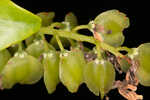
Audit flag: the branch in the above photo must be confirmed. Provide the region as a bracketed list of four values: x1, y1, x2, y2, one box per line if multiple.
[39, 26, 123, 57]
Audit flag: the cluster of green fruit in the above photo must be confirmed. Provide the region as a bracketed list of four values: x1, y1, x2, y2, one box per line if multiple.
[0, 1, 150, 99]
[0, 11, 116, 99]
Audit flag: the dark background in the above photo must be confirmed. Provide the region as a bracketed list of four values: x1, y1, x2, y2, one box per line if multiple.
[0, 0, 150, 100]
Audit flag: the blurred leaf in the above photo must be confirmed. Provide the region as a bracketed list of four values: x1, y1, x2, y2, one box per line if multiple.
[0, 0, 41, 51]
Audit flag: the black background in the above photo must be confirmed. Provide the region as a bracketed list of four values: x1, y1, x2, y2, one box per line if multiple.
[0, 0, 150, 100]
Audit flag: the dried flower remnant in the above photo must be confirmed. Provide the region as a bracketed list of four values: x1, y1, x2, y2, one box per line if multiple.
[113, 60, 143, 100]
[105, 51, 123, 74]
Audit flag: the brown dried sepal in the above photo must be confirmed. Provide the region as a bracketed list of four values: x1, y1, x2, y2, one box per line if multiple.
[93, 24, 104, 42]
[126, 60, 139, 86]
[113, 60, 143, 100]
[113, 80, 143, 100]
[105, 51, 123, 74]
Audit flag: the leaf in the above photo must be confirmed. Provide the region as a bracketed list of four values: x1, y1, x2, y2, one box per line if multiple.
[0, 0, 41, 51]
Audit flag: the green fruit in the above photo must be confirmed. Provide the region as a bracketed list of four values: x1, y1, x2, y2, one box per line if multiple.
[94, 10, 129, 30]
[1, 52, 43, 89]
[43, 50, 60, 94]
[84, 59, 115, 99]
[84, 60, 99, 96]
[90, 10, 129, 47]
[100, 32, 125, 47]
[37, 12, 55, 26]
[65, 12, 78, 29]
[0, 49, 11, 73]
[59, 50, 85, 93]
[26, 40, 55, 58]
[131, 43, 150, 86]
[118, 57, 131, 72]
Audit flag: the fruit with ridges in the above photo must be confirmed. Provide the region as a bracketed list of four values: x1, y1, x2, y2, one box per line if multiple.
[59, 50, 85, 93]
[0, 52, 43, 89]
[84, 59, 115, 99]
[43, 50, 60, 94]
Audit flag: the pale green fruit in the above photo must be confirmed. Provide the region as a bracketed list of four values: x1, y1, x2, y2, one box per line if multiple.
[133, 43, 150, 86]
[90, 10, 129, 47]
[26, 40, 55, 58]
[1, 52, 43, 89]
[59, 50, 85, 93]
[84, 59, 115, 99]
[43, 51, 60, 94]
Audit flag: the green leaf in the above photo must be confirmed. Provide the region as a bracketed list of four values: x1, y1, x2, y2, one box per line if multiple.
[0, 0, 41, 51]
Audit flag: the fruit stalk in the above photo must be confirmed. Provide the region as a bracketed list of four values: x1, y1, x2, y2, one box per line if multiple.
[72, 25, 89, 32]
[55, 35, 64, 51]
